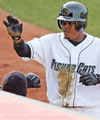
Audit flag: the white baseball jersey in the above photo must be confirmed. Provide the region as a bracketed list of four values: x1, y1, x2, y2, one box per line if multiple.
[23, 32, 100, 107]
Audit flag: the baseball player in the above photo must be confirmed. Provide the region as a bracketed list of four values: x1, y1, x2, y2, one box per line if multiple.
[3, 1, 100, 118]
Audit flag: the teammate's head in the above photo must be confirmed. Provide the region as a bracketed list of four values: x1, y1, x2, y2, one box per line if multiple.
[57, 1, 88, 32]
[1, 71, 27, 96]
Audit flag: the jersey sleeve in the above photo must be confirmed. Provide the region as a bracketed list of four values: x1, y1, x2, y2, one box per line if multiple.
[22, 33, 59, 67]
[22, 34, 52, 66]
[22, 37, 44, 65]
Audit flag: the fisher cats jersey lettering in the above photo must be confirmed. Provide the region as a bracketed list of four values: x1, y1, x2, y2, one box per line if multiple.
[51, 59, 96, 73]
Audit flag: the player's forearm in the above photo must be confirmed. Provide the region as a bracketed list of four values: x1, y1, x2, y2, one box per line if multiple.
[13, 38, 31, 58]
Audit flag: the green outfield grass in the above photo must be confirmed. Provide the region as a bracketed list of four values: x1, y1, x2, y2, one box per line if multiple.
[0, 0, 100, 37]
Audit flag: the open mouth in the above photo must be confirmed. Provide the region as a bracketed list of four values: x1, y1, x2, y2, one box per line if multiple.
[63, 30, 70, 36]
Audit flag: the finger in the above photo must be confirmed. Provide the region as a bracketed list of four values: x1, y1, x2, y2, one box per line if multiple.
[3, 21, 9, 27]
[20, 23, 23, 27]
[80, 74, 89, 79]
[84, 81, 95, 86]
[18, 23, 23, 33]
[84, 80, 97, 86]
[82, 78, 97, 86]
[13, 18, 19, 24]
[19, 23, 23, 29]
[82, 79, 91, 84]
[90, 73, 97, 80]
[80, 75, 90, 82]
[7, 15, 13, 24]
[79, 72, 86, 76]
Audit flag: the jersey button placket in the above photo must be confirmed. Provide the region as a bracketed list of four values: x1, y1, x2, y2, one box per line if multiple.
[67, 49, 79, 106]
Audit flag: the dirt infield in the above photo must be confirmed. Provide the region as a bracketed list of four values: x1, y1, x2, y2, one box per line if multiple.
[0, 8, 53, 103]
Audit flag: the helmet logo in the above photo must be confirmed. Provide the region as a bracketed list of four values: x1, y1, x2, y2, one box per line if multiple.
[60, 9, 71, 17]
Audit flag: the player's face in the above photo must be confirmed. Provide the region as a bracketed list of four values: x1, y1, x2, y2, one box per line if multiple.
[62, 21, 83, 41]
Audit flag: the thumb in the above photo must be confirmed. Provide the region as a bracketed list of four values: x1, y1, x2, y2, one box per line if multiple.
[18, 23, 23, 33]
[3, 20, 9, 27]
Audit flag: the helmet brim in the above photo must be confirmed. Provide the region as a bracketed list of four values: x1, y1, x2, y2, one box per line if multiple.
[56, 16, 86, 22]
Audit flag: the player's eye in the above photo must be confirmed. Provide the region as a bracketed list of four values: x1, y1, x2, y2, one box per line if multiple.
[61, 21, 66, 26]
[68, 21, 72, 25]
[61, 21, 73, 26]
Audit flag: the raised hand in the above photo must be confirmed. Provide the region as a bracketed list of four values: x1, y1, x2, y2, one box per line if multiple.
[3, 15, 23, 40]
